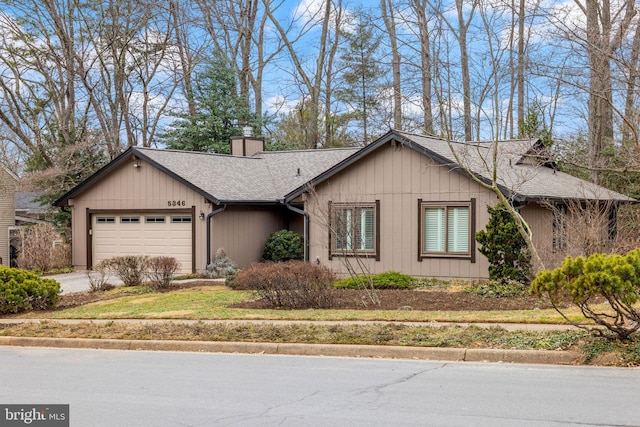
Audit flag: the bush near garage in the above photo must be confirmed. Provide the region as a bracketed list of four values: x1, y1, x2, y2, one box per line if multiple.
[102, 255, 149, 286]
[231, 261, 336, 309]
[334, 271, 418, 290]
[146, 256, 180, 289]
[0, 266, 60, 313]
[206, 248, 238, 283]
[262, 230, 304, 262]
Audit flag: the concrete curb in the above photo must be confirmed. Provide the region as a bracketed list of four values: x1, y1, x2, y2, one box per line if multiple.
[0, 336, 583, 365]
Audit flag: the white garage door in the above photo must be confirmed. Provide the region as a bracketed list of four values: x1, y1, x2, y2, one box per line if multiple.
[92, 213, 192, 273]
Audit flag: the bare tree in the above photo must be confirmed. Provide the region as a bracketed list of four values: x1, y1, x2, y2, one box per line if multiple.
[407, 0, 434, 135]
[380, 0, 403, 130]
[263, 0, 338, 148]
[538, 196, 622, 271]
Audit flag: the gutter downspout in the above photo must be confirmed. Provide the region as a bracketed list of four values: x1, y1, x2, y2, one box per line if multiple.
[206, 204, 227, 266]
[285, 202, 310, 262]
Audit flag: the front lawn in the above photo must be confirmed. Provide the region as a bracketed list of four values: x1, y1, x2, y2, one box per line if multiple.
[15, 283, 588, 324]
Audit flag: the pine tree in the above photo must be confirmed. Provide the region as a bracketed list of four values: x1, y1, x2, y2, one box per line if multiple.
[161, 59, 260, 153]
[336, 18, 382, 144]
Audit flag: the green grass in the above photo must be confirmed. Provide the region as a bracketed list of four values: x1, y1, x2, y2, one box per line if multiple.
[14, 285, 591, 324]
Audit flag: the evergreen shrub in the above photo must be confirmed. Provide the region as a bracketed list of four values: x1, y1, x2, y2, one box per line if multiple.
[262, 230, 304, 262]
[532, 249, 640, 340]
[0, 266, 60, 313]
[334, 271, 417, 290]
[476, 203, 531, 284]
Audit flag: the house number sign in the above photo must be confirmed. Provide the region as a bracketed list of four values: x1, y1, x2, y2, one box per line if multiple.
[168, 200, 187, 206]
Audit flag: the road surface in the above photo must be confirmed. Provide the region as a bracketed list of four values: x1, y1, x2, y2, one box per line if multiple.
[0, 347, 638, 426]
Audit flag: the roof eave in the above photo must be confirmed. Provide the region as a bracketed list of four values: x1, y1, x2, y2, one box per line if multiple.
[55, 147, 223, 207]
[217, 199, 283, 206]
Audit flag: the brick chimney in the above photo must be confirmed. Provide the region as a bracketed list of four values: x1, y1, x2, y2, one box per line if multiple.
[230, 126, 265, 157]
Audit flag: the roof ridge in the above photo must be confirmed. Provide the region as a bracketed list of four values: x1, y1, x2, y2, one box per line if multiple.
[136, 146, 262, 160]
[255, 146, 361, 155]
[394, 129, 535, 145]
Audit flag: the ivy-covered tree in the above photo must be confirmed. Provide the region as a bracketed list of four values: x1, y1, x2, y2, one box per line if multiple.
[476, 203, 532, 283]
[161, 59, 261, 153]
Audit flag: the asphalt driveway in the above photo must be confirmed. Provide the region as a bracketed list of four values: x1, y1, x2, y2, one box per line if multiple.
[48, 271, 123, 294]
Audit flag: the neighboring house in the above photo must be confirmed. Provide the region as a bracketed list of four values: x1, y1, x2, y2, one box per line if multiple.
[11, 192, 54, 268]
[0, 166, 18, 267]
[55, 130, 635, 278]
[15, 192, 50, 226]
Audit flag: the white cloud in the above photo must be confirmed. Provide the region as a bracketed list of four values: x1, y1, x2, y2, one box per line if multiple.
[265, 95, 301, 115]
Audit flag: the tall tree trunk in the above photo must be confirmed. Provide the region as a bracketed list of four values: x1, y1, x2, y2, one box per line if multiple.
[516, 0, 525, 138]
[170, 0, 197, 116]
[325, 0, 342, 147]
[456, 0, 473, 141]
[380, 0, 403, 130]
[580, 0, 635, 182]
[412, 0, 434, 134]
[263, 0, 333, 148]
[622, 18, 640, 145]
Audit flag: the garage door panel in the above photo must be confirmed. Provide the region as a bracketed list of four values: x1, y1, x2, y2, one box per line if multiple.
[93, 213, 192, 273]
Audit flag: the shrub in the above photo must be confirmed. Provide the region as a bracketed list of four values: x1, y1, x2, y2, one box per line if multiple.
[102, 255, 149, 286]
[0, 266, 60, 313]
[262, 230, 304, 262]
[475, 203, 532, 283]
[87, 260, 114, 292]
[207, 248, 238, 279]
[465, 279, 528, 298]
[232, 261, 336, 309]
[335, 271, 417, 290]
[146, 256, 180, 289]
[16, 223, 71, 272]
[531, 249, 640, 340]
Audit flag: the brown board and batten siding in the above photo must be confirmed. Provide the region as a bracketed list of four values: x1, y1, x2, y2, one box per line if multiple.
[307, 141, 498, 280]
[0, 167, 17, 266]
[209, 205, 288, 268]
[67, 158, 209, 273]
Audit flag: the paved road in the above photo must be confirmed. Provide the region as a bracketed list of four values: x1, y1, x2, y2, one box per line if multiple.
[0, 347, 638, 426]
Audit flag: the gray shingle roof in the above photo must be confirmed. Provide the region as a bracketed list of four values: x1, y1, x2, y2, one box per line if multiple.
[57, 130, 635, 207]
[15, 192, 48, 213]
[396, 131, 635, 202]
[136, 147, 358, 203]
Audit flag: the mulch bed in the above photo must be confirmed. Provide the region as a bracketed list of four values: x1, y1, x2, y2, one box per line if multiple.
[231, 289, 559, 311]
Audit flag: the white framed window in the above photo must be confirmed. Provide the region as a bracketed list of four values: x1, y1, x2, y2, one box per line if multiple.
[330, 201, 379, 259]
[420, 200, 474, 259]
